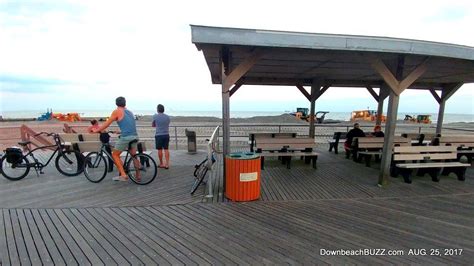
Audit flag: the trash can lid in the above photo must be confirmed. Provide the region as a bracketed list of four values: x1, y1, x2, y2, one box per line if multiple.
[227, 152, 260, 160]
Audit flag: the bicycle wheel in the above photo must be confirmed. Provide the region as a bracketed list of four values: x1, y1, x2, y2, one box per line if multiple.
[126, 153, 157, 185]
[55, 150, 83, 176]
[190, 163, 208, 194]
[83, 152, 107, 183]
[0, 156, 30, 181]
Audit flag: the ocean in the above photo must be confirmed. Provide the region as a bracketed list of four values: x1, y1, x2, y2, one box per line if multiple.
[1, 110, 473, 124]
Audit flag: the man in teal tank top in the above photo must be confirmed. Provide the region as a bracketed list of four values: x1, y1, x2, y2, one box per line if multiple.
[93, 96, 139, 181]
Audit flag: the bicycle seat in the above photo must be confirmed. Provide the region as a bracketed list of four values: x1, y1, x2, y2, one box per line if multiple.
[18, 141, 31, 146]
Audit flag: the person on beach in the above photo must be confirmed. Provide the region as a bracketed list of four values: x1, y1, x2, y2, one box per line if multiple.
[371, 125, 384, 137]
[88, 119, 114, 172]
[344, 123, 366, 157]
[152, 104, 170, 169]
[92, 97, 139, 181]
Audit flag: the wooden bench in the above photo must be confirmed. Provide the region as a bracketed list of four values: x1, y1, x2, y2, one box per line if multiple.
[353, 137, 411, 167]
[59, 133, 100, 147]
[254, 137, 319, 169]
[328, 132, 347, 154]
[390, 146, 470, 183]
[249, 132, 296, 152]
[401, 133, 437, 146]
[73, 141, 152, 157]
[432, 136, 474, 164]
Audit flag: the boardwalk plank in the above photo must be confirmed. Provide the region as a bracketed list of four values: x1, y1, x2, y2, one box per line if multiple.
[99, 208, 172, 265]
[85, 208, 160, 265]
[0, 209, 11, 266]
[9, 209, 31, 265]
[121, 207, 205, 265]
[23, 209, 55, 265]
[195, 203, 327, 264]
[109, 208, 187, 265]
[61, 209, 117, 265]
[41, 209, 86, 264]
[144, 206, 244, 265]
[30, 209, 67, 265]
[77, 208, 142, 265]
[168, 204, 295, 264]
[16, 209, 42, 265]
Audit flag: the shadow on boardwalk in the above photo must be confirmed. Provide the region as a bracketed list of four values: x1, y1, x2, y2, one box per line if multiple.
[1, 149, 474, 264]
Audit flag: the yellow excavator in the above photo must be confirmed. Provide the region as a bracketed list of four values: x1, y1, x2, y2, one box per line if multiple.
[404, 114, 431, 124]
[290, 108, 329, 123]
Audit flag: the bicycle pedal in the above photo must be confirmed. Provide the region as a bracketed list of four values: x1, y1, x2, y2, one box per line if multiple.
[40, 171, 45, 174]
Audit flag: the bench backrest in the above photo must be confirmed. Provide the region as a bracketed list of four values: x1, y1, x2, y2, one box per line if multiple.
[393, 146, 458, 161]
[73, 141, 102, 152]
[354, 137, 410, 149]
[433, 136, 474, 148]
[59, 133, 100, 143]
[251, 132, 297, 140]
[255, 137, 315, 151]
[59, 133, 81, 143]
[81, 134, 100, 142]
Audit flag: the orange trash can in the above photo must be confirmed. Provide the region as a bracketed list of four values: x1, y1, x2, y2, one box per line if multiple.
[225, 152, 261, 201]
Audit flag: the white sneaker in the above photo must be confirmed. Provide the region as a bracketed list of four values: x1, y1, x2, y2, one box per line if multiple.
[112, 176, 128, 182]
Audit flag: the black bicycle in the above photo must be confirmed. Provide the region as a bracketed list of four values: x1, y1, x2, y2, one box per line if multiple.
[83, 137, 157, 185]
[0, 132, 83, 181]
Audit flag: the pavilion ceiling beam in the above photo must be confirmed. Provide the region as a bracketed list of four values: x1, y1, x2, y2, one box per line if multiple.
[371, 57, 430, 95]
[229, 81, 243, 97]
[366, 85, 380, 102]
[296, 85, 311, 101]
[223, 48, 264, 91]
[313, 85, 330, 101]
[429, 88, 441, 104]
[441, 82, 463, 101]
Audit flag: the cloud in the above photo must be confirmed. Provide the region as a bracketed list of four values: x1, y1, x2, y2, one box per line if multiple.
[0, 0, 473, 115]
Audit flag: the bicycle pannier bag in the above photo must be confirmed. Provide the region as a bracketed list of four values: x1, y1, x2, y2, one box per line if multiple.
[5, 148, 23, 164]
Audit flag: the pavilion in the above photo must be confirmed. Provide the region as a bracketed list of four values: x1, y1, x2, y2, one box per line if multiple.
[191, 25, 474, 186]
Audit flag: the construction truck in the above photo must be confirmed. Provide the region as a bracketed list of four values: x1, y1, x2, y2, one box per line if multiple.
[350, 109, 386, 122]
[404, 114, 431, 124]
[290, 108, 329, 123]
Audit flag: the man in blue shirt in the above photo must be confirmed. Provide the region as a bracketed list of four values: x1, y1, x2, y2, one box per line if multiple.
[152, 104, 170, 169]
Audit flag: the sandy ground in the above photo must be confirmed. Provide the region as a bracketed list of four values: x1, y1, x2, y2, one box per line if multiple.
[1, 114, 473, 151]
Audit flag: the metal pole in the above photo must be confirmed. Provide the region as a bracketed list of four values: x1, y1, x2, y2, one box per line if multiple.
[378, 91, 400, 186]
[174, 126, 178, 150]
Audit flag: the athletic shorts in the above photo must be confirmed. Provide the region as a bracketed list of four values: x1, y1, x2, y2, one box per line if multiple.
[115, 135, 139, 151]
[155, 134, 170, 149]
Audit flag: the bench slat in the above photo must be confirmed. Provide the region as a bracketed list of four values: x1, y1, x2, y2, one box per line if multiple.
[396, 162, 470, 168]
[394, 146, 456, 153]
[394, 153, 457, 161]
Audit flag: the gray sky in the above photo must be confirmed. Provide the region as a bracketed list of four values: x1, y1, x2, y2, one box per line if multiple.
[0, 0, 473, 115]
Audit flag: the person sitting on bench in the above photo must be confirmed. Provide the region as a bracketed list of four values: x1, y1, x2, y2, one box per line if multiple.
[371, 125, 385, 137]
[344, 123, 366, 157]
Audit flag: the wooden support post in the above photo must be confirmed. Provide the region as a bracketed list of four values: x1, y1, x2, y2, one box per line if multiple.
[220, 47, 262, 193]
[372, 55, 430, 186]
[378, 91, 400, 186]
[436, 100, 446, 135]
[309, 91, 316, 138]
[436, 83, 463, 134]
[309, 80, 325, 138]
[376, 85, 390, 125]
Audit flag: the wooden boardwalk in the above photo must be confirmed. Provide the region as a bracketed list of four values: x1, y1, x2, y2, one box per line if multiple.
[1, 149, 474, 264]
